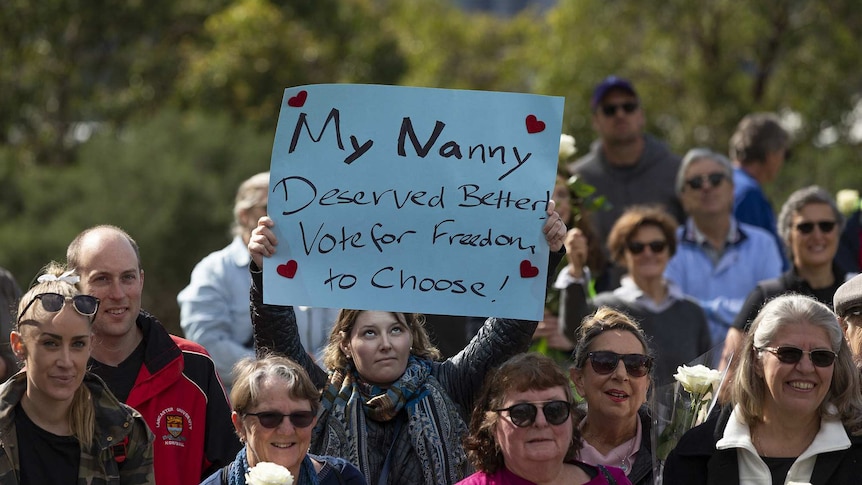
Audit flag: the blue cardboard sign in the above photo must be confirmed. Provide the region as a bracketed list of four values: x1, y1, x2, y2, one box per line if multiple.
[264, 84, 564, 320]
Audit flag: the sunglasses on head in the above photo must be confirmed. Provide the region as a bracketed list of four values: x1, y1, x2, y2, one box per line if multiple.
[794, 221, 837, 234]
[684, 172, 727, 190]
[494, 400, 571, 428]
[245, 411, 315, 429]
[17, 293, 100, 325]
[600, 102, 639, 117]
[627, 240, 668, 255]
[587, 351, 653, 377]
[756, 346, 837, 367]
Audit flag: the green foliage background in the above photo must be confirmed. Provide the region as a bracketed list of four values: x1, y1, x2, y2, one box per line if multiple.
[2, 0, 862, 334]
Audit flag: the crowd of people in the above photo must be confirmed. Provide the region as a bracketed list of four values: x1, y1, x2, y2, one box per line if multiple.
[2, 74, 862, 485]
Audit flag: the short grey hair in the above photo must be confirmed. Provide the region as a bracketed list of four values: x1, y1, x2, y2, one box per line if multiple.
[232, 172, 270, 237]
[777, 186, 844, 258]
[675, 148, 734, 195]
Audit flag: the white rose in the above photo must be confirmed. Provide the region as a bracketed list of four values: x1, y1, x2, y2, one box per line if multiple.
[673, 364, 722, 396]
[245, 462, 294, 485]
[559, 134, 577, 161]
[836, 189, 860, 215]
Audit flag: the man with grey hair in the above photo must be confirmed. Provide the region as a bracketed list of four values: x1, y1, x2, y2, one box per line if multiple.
[178, 171, 337, 389]
[730, 112, 791, 269]
[665, 148, 782, 356]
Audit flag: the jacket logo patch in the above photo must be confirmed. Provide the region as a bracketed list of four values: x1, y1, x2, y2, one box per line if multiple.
[166, 415, 184, 438]
[155, 407, 193, 447]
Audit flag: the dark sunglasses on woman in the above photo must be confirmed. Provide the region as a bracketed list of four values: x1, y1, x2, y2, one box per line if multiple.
[17, 292, 100, 325]
[627, 240, 667, 255]
[245, 411, 315, 429]
[794, 221, 837, 234]
[587, 351, 653, 377]
[756, 346, 837, 367]
[684, 172, 726, 190]
[494, 400, 571, 428]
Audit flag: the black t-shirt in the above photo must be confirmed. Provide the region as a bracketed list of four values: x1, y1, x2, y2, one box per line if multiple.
[89, 339, 146, 402]
[761, 455, 795, 485]
[15, 403, 79, 485]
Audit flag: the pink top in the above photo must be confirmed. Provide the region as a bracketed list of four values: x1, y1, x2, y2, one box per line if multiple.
[455, 461, 631, 485]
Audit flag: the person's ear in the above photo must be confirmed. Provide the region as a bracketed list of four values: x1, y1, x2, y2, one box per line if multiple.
[231, 412, 245, 442]
[570, 366, 586, 397]
[10, 332, 26, 361]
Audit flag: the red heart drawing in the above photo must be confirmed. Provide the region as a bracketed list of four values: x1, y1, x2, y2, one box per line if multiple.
[525, 114, 546, 134]
[519, 260, 539, 278]
[287, 90, 308, 107]
[277, 260, 298, 278]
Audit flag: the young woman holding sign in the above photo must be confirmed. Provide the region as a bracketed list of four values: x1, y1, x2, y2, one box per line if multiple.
[246, 202, 567, 485]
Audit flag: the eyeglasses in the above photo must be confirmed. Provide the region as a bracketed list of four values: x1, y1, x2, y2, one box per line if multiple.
[627, 240, 668, 255]
[600, 102, 639, 117]
[587, 351, 653, 377]
[794, 221, 837, 234]
[17, 293, 100, 325]
[684, 172, 727, 190]
[244, 411, 315, 429]
[494, 400, 571, 427]
[756, 346, 837, 367]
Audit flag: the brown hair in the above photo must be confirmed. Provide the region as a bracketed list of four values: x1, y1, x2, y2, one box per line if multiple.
[606, 205, 678, 266]
[571, 307, 653, 371]
[321, 309, 441, 371]
[67, 225, 142, 270]
[462, 353, 580, 473]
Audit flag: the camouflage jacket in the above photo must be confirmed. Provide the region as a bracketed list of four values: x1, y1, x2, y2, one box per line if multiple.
[0, 371, 155, 484]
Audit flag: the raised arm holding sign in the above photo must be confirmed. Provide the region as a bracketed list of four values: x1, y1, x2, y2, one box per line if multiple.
[249, 84, 566, 485]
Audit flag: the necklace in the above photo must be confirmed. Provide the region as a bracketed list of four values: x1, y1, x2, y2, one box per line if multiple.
[615, 434, 638, 473]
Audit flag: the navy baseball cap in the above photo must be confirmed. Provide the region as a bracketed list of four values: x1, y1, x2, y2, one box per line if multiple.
[591, 76, 638, 111]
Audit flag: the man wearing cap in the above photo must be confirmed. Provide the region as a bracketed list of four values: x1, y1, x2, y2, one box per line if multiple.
[568, 76, 685, 258]
[834, 272, 862, 357]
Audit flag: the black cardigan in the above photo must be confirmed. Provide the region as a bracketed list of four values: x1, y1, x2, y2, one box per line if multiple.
[663, 405, 862, 485]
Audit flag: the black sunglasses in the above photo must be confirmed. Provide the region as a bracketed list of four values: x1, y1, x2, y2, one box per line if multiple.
[245, 411, 315, 429]
[684, 172, 727, 190]
[587, 351, 653, 377]
[17, 293, 100, 325]
[794, 221, 837, 234]
[627, 240, 668, 255]
[494, 400, 571, 428]
[600, 102, 639, 117]
[756, 346, 837, 368]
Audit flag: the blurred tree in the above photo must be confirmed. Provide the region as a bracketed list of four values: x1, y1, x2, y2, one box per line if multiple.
[530, 0, 862, 205]
[0, 108, 271, 334]
[0, 0, 227, 167]
[177, 0, 406, 128]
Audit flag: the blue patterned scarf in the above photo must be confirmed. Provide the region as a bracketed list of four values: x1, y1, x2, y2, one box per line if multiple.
[226, 447, 319, 485]
[314, 355, 468, 484]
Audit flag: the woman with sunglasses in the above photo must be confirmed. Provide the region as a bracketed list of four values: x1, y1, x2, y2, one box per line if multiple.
[569, 308, 654, 485]
[247, 208, 566, 485]
[722, 186, 847, 367]
[664, 294, 862, 484]
[458, 352, 630, 485]
[201, 354, 365, 485]
[0, 263, 154, 484]
[561, 205, 710, 385]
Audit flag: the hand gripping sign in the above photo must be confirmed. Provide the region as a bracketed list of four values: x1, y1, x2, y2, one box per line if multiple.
[265, 84, 564, 321]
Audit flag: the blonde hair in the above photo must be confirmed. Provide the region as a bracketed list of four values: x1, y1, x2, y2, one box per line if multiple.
[17, 262, 95, 447]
